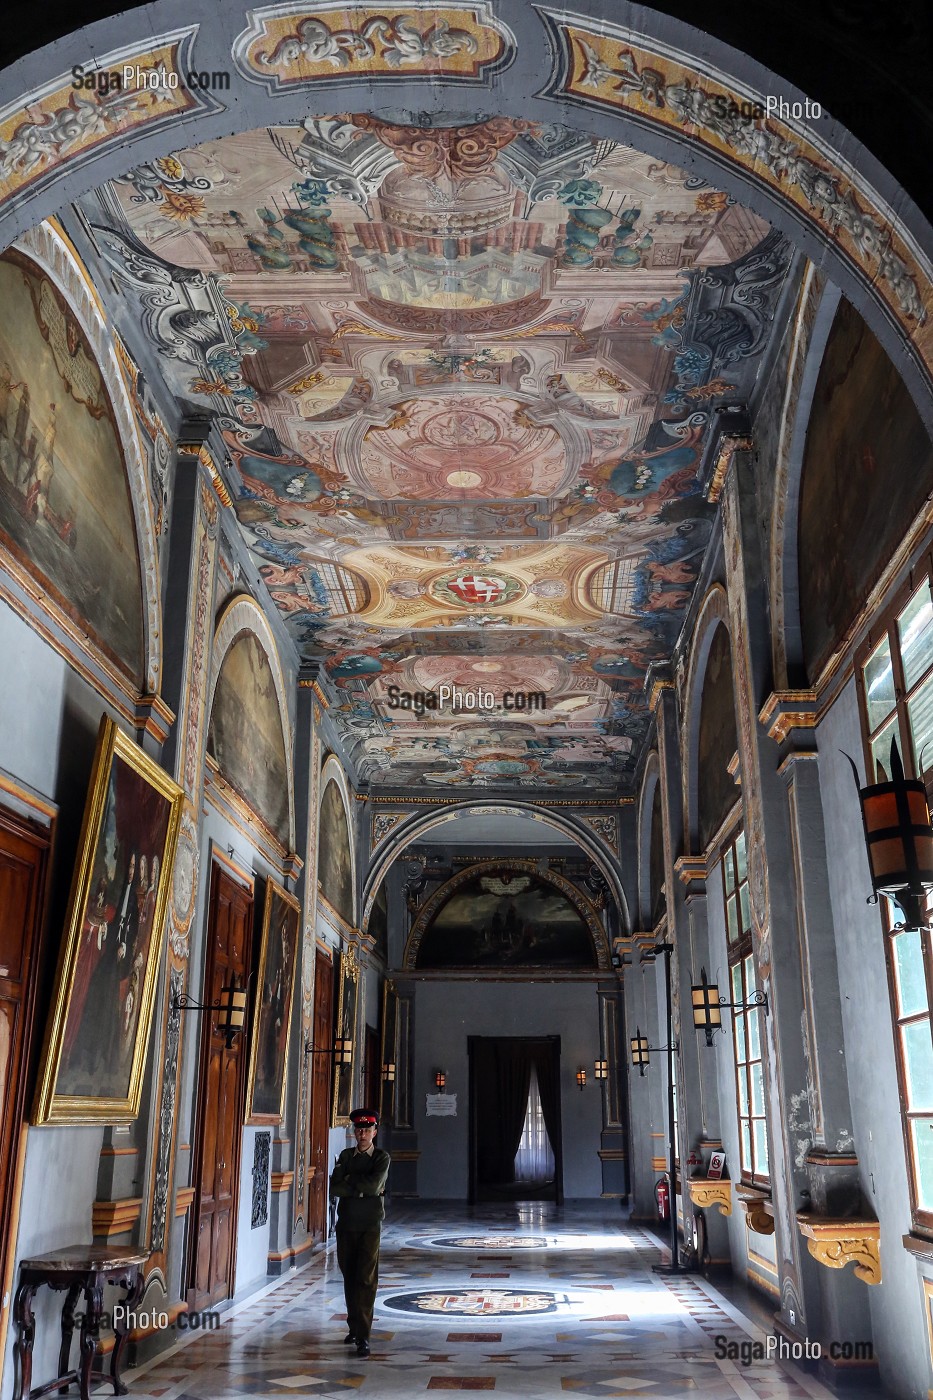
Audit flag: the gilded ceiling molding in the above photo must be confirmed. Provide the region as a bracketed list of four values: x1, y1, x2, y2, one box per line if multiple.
[537, 11, 932, 387]
[232, 3, 516, 92]
[403, 856, 611, 971]
[13, 219, 163, 697]
[206, 593, 297, 853]
[0, 30, 220, 218]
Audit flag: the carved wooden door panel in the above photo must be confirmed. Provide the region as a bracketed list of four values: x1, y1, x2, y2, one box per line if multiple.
[307, 949, 334, 1242]
[0, 808, 48, 1343]
[189, 861, 252, 1309]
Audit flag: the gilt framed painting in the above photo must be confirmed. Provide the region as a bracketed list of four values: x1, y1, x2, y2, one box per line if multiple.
[246, 878, 301, 1124]
[34, 715, 183, 1124]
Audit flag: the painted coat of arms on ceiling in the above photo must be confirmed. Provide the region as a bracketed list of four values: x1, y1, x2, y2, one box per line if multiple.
[85, 112, 793, 791]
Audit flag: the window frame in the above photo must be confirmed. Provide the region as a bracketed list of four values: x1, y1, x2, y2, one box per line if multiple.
[719, 827, 771, 1188]
[856, 564, 933, 1235]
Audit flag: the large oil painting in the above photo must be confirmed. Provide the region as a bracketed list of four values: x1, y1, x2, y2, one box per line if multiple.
[697, 623, 739, 853]
[207, 631, 289, 844]
[247, 878, 300, 1123]
[34, 715, 183, 1123]
[415, 868, 597, 970]
[799, 296, 933, 680]
[0, 251, 144, 681]
[318, 778, 353, 926]
[332, 943, 359, 1127]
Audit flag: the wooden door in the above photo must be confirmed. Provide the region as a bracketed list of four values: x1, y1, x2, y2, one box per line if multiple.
[188, 860, 253, 1309]
[307, 949, 334, 1242]
[0, 808, 48, 1346]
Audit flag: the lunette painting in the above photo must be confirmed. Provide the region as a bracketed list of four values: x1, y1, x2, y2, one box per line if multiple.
[207, 630, 289, 844]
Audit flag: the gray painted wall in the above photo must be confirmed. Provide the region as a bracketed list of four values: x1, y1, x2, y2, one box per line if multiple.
[412, 980, 604, 1200]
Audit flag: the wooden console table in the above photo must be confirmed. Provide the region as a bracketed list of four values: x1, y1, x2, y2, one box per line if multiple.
[13, 1246, 148, 1400]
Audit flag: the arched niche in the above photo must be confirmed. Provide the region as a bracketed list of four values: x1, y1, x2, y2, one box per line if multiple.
[317, 755, 356, 929]
[681, 584, 738, 856]
[404, 859, 609, 971]
[205, 593, 294, 849]
[0, 222, 161, 694]
[637, 751, 663, 930]
[794, 294, 933, 684]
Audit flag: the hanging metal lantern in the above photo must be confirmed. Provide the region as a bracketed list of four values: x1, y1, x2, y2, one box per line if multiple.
[847, 738, 933, 929]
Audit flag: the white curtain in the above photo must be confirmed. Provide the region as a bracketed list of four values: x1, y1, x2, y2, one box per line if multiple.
[514, 1064, 555, 1182]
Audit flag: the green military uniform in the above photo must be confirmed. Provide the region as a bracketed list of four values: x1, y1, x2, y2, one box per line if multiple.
[329, 1140, 390, 1346]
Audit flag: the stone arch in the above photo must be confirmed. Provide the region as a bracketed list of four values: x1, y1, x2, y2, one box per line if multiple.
[680, 584, 734, 855]
[404, 857, 611, 971]
[637, 750, 661, 930]
[361, 799, 629, 935]
[205, 592, 295, 850]
[10, 219, 162, 695]
[0, 6, 929, 428]
[318, 753, 357, 929]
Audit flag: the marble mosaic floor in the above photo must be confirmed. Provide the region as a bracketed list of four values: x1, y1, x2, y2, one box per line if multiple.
[123, 1204, 888, 1399]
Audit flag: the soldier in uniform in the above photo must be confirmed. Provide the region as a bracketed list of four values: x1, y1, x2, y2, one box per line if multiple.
[329, 1108, 390, 1358]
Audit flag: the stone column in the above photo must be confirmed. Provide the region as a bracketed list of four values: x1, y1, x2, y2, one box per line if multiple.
[624, 934, 668, 1221]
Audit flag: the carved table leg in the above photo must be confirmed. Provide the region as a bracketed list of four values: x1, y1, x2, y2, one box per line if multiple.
[12, 1281, 38, 1400]
[58, 1283, 81, 1394]
[110, 1269, 143, 1396]
[78, 1282, 103, 1400]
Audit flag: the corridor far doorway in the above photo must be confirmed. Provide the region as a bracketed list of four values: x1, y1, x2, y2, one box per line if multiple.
[468, 1036, 563, 1204]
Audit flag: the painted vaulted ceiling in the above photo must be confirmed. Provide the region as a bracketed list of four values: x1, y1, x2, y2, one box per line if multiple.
[84, 114, 792, 792]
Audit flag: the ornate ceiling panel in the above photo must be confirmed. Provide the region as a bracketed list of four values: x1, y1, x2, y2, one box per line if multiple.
[85, 114, 793, 791]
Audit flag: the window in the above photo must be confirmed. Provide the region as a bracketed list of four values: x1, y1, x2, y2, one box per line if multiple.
[858, 572, 933, 1230]
[514, 1065, 555, 1184]
[721, 830, 769, 1185]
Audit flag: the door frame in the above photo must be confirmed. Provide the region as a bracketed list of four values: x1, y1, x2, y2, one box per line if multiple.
[468, 1035, 563, 1205]
[186, 850, 254, 1306]
[307, 945, 335, 1243]
[0, 800, 52, 1370]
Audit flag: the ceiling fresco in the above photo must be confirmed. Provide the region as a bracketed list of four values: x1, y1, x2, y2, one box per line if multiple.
[85, 115, 793, 791]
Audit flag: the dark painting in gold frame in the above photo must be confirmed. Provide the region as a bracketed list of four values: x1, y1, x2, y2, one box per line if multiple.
[246, 878, 301, 1124]
[34, 715, 182, 1124]
[331, 943, 359, 1128]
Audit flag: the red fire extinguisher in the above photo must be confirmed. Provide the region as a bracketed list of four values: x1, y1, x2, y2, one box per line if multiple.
[655, 1175, 670, 1222]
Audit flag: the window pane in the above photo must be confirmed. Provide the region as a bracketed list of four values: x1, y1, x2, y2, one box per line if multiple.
[899, 582, 933, 690]
[739, 884, 751, 936]
[741, 1122, 752, 1173]
[738, 1071, 749, 1117]
[893, 930, 929, 1019]
[864, 634, 896, 731]
[734, 1009, 746, 1061]
[731, 963, 743, 1002]
[748, 1001, 761, 1059]
[727, 897, 738, 944]
[909, 674, 933, 777]
[909, 1119, 933, 1213]
[753, 1119, 770, 1177]
[750, 1060, 766, 1116]
[871, 716, 901, 781]
[736, 831, 748, 884]
[902, 1021, 933, 1110]
[723, 850, 736, 894]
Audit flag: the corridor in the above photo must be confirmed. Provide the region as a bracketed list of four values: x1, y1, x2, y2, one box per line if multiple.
[122, 1206, 874, 1400]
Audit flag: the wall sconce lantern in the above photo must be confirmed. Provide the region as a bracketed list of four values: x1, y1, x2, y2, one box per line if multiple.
[173, 978, 248, 1049]
[381, 1061, 396, 1083]
[629, 1025, 676, 1077]
[434, 1069, 447, 1091]
[576, 1067, 587, 1091]
[846, 739, 933, 930]
[594, 1059, 608, 1081]
[691, 966, 768, 1048]
[304, 1034, 353, 1066]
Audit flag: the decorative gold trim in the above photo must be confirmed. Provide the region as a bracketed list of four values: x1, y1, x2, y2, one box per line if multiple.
[391, 1150, 421, 1162]
[0, 769, 56, 822]
[674, 856, 707, 887]
[651, 1156, 667, 1170]
[271, 1170, 295, 1193]
[597, 1149, 627, 1160]
[687, 1179, 733, 1216]
[178, 441, 233, 508]
[726, 751, 741, 786]
[92, 1197, 143, 1236]
[210, 842, 254, 891]
[735, 1186, 775, 1235]
[759, 690, 820, 743]
[707, 435, 755, 504]
[647, 677, 674, 713]
[175, 1186, 196, 1216]
[267, 1237, 317, 1265]
[796, 1213, 881, 1284]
